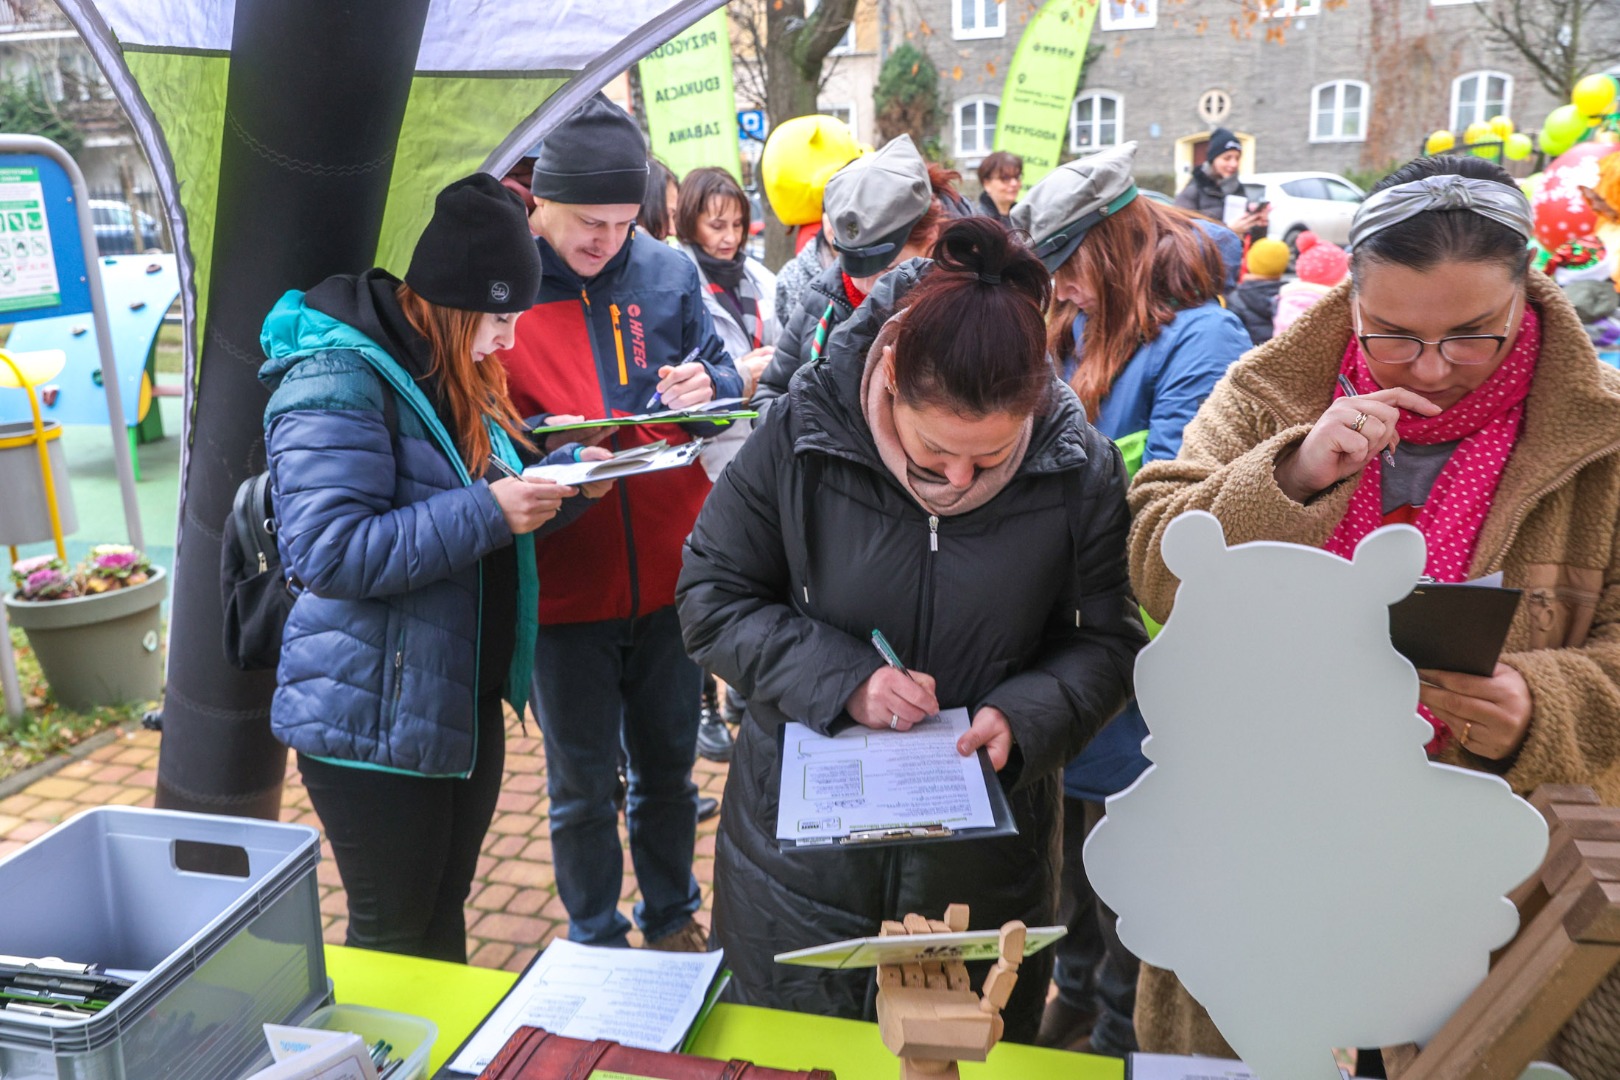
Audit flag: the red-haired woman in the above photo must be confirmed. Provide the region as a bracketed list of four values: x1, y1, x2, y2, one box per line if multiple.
[259, 175, 608, 961]
[1011, 140, 1251, 1056]
[677, 216, 1145, 1038]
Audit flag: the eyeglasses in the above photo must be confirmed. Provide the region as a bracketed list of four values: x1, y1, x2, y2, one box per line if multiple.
[1353, 294, 1518, 366]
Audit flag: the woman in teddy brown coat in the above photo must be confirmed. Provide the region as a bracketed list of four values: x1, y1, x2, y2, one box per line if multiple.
[1127, 155, 1620, 1075]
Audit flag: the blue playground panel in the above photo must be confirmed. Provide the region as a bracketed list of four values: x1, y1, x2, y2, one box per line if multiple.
[0, 253, 179, 429]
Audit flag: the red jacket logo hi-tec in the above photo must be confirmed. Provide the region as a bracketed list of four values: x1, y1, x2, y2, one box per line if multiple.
[626, 304, 648, 368]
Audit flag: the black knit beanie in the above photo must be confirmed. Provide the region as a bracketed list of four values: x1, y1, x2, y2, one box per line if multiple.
[530, 94, 649, 205]
[405, 173, 540, 314]
[1207, 127, 1243, 162]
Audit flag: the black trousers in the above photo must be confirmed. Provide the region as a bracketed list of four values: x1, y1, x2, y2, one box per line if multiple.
[299, 691, 505, 963]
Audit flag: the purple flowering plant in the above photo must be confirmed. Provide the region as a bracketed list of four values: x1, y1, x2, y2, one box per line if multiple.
[8, 546, 155, 601]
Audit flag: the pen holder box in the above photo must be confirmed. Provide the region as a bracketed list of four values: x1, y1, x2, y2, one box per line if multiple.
[0, 806, 327, 1080]
[303, 1003, 436, 1080]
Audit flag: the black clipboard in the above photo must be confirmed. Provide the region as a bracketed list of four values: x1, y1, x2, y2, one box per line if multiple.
[1389, 583, 1522, 677]
[774, 721, 1019, 854]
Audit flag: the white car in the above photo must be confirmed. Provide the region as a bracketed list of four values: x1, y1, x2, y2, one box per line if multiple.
[1241, 172, 1365, 249]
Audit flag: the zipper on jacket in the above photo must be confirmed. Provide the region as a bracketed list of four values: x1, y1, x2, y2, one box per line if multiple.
[610, 302, 629, 386]
[915, 514, 939, 671]
[580, 288, 645, 621]
[1484, 444, 1620, 573]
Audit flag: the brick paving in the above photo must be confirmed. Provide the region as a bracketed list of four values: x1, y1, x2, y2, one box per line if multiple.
[0, 711, 727, 974]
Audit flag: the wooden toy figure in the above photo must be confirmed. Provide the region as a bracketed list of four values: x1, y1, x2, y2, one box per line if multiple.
[874, 904, 1024, 1080]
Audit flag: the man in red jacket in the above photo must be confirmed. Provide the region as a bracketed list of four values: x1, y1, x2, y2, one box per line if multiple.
[498, 96, 741, 952]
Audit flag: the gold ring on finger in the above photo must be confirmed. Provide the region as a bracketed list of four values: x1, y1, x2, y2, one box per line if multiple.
[1350, 412, 1369, 434]
[1462, 720, 1472, 747]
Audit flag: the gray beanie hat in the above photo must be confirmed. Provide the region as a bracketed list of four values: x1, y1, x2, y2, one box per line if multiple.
[530, 94, 649, 205]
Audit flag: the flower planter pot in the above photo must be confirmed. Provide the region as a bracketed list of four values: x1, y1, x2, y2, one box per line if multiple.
[5, 568, 165, 711]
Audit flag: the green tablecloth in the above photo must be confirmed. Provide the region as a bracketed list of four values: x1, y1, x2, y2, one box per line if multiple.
[325, 944, 1124, 1079]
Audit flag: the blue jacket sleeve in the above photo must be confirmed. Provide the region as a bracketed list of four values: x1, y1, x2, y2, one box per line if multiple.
[267, 404, 513, 601]
[1142, 307, 1253, 465]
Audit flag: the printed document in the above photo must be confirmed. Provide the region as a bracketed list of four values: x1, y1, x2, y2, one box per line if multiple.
[775, 708, 996, 843]
[522, 439, 702, 486]
[446, 939, 724, 1073]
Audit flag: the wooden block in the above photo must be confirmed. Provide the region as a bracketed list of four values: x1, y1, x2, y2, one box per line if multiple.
[878, 963, 903, 990]
[979, 962, 1018, 1013]
[902, 961, 926, 988]
[1545, 839, 1620, 889]
[1380, 1042, 1419, 1079]
[1542, 803, 1620, 842]
[903, 913, 933, 937]
[998, 922, 1026, 969]
[943, 904, 969, 932]
[1529, 785, 1600, 816]
[881, 920, 908, 938]
[921, 961, 949, 990]
[944, 959, 971, 992]
[1402, 894, 1620, 1080]
[878, 988, 995, 1062]
[1564, 877, 1620, 945]
[900, 1058, 959, 1080]
[927, 920, 953, 935]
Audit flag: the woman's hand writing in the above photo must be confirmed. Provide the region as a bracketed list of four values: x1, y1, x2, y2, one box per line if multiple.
[1419, 663, 1532, 761]
[490, 476, 575, 534]
[958, 706, 1014, 772]
[1274, 387, 1441, 502]
[847, 667, 939, 732]
[654, 362, 715, 410]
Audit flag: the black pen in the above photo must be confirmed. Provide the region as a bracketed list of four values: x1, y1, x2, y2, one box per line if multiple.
[487, 455, 523, 481]
[1337, 374, 1396, 469]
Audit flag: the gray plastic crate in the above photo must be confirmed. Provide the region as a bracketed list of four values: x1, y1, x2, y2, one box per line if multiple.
[0, 806, 327, 1080]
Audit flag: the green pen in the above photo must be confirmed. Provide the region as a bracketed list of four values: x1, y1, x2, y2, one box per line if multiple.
[871, 629, 938, 725]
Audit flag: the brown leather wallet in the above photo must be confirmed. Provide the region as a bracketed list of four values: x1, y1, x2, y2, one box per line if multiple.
[476, 1026, 837, 1080]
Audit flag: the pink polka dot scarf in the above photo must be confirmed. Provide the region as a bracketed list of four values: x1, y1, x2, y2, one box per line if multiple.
[1323, 303, 1540, 749]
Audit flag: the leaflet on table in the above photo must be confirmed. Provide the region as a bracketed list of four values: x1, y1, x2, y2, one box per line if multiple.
[775, 708, 1000, 845]
[775, 924, 1068, 969]
[444, 939, 726, 1075]
[241, 1030, 377, 1080]
[530, 398, 757, 435]
[522, 439, 703, 486]
[1128, 1054, 1352, 1080]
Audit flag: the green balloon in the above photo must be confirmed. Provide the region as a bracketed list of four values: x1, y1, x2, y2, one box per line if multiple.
[1504, 132, 1533, 160]
[1544, 103, 1589, 147]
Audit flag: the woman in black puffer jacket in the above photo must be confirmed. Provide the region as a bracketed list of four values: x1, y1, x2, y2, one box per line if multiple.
[676, 218, 1146, 1040]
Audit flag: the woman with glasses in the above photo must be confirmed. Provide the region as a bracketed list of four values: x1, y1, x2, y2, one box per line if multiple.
[1127, 155, 1620, 1077]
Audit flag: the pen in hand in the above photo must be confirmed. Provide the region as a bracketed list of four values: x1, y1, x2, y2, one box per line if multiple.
[1336, 374, 1397, 470]
[646, 347, 704, 410]
[487, 455, 524, 481]
[871, 629, 939, 726]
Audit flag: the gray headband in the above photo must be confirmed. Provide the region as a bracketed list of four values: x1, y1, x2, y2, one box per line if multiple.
[1348, 174, 1534, 251]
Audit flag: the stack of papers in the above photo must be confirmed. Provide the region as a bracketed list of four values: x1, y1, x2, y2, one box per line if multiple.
[530, 398, 757, 435]
[443, 940, 726, 1075]
[522, 439, 703, 486]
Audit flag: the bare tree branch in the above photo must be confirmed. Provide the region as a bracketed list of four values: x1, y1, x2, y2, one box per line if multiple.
[1473, 0, 1620, 100]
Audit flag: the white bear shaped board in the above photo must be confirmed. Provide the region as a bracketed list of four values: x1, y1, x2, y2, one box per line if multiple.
[1084, 511, 1548, 1080]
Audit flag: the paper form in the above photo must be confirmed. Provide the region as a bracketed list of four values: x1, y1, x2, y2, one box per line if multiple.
[1128, 1054, 1352, 1080]
[445, 939, 725, 1073]
[774, 708, 996, 843]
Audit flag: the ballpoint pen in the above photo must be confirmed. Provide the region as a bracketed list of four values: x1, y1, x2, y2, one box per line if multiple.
[1337, 374, 1396, 469]
[486, 455, 523, 481]
[870, 629, 937, 726]
[647, 347, 703, 410]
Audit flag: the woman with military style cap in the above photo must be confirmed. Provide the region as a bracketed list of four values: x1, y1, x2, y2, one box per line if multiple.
[1128, 154, 1620, 1079]
[1012, 139, 1252, 1057]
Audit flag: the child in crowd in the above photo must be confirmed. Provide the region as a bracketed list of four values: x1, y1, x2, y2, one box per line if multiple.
[1272, 231, 1348, 336]
[1226, 237, 1290, 346]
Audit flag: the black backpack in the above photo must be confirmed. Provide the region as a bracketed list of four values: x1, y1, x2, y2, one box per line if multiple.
[220, 387, 398, 670]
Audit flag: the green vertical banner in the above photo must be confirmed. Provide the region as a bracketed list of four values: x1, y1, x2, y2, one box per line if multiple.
[638, 8, 741, 180]
[994, 0, 1100, 187]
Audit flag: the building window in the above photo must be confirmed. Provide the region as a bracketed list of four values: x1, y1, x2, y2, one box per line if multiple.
[820, 103, 857, 132]
[1310, 80, 1367, 142]
[807, 0, 856, 54]
[954, 97, 999, 162]
[1451, 71, 1512, 131]
[1100, 0, 1156, 30]
[953, 0, 1005, 40]
[1262, 0, 1320, 14]
[1071, 92, 1123, 153]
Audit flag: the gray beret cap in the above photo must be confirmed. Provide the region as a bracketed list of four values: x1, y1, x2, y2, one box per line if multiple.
[1011, 141, 1140, 271]
[823, 134, 934, 277]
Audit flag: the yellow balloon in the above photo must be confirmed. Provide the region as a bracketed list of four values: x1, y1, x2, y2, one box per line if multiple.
[0, 348, 66, 389]
[1504, 132, 1533, 161]
[760, 115, 862, 227]
[1463, 121, 1494, 147]
[1424, 129, 1456, 155]
[1572, 73, 1619, 118]
[1488, 115, 1515, 140]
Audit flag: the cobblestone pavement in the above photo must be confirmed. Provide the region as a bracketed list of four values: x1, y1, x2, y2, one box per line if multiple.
[0, 712, 727, 974]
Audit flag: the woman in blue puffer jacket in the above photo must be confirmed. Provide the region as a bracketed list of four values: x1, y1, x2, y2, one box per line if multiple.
[1011, 142, 1252, 1057]
[259, 174, 605, 961]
